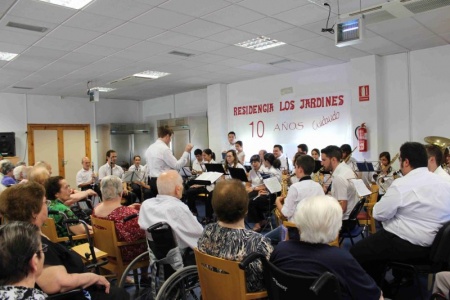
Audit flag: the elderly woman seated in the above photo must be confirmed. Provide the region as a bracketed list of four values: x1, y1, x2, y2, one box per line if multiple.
[93, 175, 147, 263]
[197, 179, 273, 292]
[0, 221, 47, 300]
[270, 195, 384, 300]
[0, 181, 129, 300]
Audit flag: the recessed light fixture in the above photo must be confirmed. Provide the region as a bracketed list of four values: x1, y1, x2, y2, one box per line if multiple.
[92, 87, 116, 92]
[235, 36, 286, 51]
[133, 71, 170, 79]
[37, 0, 94, 9]
[0, 51, 18, 61]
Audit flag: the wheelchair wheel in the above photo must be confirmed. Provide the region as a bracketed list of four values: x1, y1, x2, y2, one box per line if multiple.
[155, 265, 200, 300]
[118, 251, 152, 299]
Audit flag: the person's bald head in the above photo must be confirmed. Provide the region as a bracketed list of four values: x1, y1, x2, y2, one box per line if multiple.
[81, 157, 91, 170]
[157, 170, 183, 199]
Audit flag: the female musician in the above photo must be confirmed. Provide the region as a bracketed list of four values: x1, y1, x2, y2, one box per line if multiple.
[311, 148, 321, 161]
[186, 149, 216, 224]
[263, 153, 282, 182]
[375, 151, 395, 197]
[224, 150, 245, 178]
[235, 141, 246, 165]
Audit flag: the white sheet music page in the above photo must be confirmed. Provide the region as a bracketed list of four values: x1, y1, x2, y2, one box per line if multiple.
[263, 177, 282, 194]
[196, 172, 223, 183]
[349, 179, 372, 197]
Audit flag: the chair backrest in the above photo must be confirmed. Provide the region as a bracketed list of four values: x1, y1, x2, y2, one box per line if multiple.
[242, 253, 341, 300]
[42, 217, 69, 243]
[348, 198, 366, 220]
[429, 221, 450, 272]
[194, 248, 267, 300]
[90, 216, 122, 261]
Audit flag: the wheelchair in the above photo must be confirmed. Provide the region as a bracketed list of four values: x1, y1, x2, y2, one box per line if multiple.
[118, 222, 200, 300]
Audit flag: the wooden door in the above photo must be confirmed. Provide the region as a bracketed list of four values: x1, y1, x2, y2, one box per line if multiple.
[28, 124, 90, 189]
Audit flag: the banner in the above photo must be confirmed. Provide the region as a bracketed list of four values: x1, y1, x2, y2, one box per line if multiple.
[228, 91, 352, 160]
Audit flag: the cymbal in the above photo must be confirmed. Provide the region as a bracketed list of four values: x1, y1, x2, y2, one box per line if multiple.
[424, 136, 450, 148]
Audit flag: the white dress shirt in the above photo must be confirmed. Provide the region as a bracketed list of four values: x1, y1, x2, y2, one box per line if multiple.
[434, 166, 450, 183]
[129, 164, 148, 183]
[138, 194, 203, 250]
[281, 177, 325, 221]
[237, 151, 245, 164]
[249, 165, 268, 187]
[374, 167, 450, 246]
[265, 166, 282, 182]
[331, 162, 357, 220]
[76, 168, 93, 187]
[278, 153, 293, 173]
[145, 139, 189, 178]
[98, 163, 124, 180]
[192, 159, 203, 172]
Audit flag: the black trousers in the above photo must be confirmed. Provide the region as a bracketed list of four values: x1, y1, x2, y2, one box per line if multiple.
[185, 186, 208, 214]
[149, 177, 158, 198]
[247, 191, 271, 223]
[350, 229, 431, 285]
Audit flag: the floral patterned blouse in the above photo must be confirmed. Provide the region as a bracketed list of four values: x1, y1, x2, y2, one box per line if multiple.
[0, 286, 47, 300]
[197, 222, 273, 292]
[93, 206, 146, 262]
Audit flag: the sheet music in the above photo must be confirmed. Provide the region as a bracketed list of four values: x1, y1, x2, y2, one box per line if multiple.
[196, 172, 223, 184]
[263, 177, 282, 194]
[179, 167, 192, 177]
[349, 179, 372, 197]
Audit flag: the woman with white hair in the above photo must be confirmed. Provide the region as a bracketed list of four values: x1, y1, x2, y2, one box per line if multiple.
[270, 195, 383, 300]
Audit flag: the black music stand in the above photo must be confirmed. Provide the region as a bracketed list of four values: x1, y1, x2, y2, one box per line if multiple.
[204, 163, 226, 174]
[356, 162, 375, 172]
[228, 167, 248, 182]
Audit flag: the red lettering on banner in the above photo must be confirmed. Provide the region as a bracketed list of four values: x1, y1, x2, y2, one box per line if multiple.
[299, 95, 345, 110]
[233, 103, 274, 116]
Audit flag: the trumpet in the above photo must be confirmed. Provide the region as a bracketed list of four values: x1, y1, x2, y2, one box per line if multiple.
[343, 147, 358, 163]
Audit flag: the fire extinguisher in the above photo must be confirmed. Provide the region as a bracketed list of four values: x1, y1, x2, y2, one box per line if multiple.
[355, 123, 368, 152]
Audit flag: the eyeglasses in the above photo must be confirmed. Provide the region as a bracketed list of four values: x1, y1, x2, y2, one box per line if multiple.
[36, 244, 48, 254]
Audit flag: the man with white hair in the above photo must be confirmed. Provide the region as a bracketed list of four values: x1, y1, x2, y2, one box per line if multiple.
[13, 165, 28, 183]
[138, 170, 203, 253]
[270, 195, 383, 300]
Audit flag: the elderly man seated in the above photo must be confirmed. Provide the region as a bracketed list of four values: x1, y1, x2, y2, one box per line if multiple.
[270, 195, 383, 300]
[138, 170, 203, 264]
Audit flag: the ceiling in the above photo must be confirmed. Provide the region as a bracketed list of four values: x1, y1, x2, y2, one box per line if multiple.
[0, 0, 449, 101]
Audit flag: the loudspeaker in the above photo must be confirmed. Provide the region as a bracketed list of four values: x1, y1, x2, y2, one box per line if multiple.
[0, 132, 15, 156]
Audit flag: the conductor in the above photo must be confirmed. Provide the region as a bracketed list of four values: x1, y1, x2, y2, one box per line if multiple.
[145, 126, 193, 197]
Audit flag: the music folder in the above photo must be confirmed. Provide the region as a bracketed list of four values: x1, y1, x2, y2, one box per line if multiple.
[191, 172, 223, 186]
[204, 163, 226, 174]
[356, 162, 375, 172]
[228, 167, 248, 182]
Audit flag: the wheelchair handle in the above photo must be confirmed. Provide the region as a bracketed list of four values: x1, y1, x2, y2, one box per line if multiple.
[239, 252, 266, 270]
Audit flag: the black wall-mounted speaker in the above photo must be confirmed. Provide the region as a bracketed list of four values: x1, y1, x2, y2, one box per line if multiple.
[0, 132, 15, 156]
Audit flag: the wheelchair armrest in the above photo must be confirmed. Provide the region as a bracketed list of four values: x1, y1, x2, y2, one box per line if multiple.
[147, 222, 166, 232]
[239, 252, 266, 270]
[47, 288, 84, 299]
[85, 259, 109, 270]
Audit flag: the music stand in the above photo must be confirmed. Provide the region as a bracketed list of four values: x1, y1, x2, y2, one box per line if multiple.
[204, 163, 226, 174]
[356, 162, 375, 172]
[179, 167, 192, 178]
[228, 167, 248, 182]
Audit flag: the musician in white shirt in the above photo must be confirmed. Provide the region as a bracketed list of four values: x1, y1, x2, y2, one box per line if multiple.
[191, 149, 204, 174]
[273, 144, 293, 172]
[426, 144, 450, 182]
[128, 155, 151, 201]
[76, 157, 95, 190]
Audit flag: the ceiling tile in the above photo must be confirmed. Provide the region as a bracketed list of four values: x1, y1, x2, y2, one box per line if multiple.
[22, 47, 69, 60]
[160, 0, 231, 17]
[215, 57, 252, 67]
[395, 35, 448, 51]
[238, 17, 294, 35]
[149, 31, 200, 46]
[414, 6, 450, 36]
[2, 56, 52, 72]
[367, 18, 435, 44]
[273, 4, 329, 26]
[63, 11, 126, 33]
[84, 0, 154, 20]
[126, 41, 174, 55]
[89, 34, 141, 49]
[269, 27, 320, 44]
[211, 45, 254, 57]
[133, 8, 194, 30]
[8, 0, 77, 24]
[293, 36, 335, 51]
[0, 29, 44, 46]
[47, 25, 103, 43]
[74, 43, 118, 56]
[206, 28, 255, 44]
[201, 5, 265, 27]
[34, 37, 84, 51]
[351, 35, 408, 55]
[108, 22, 166, 40]
[239, 0, 309, 16]
[182, 39, 228, 52]
[194, 63, 231, 72]
[286, 50, 344, 66]
[238, 51, 283, 63]
[172, 19, 229, 38]
[264, 44, 307, 56]
[0, 41, 28, 54]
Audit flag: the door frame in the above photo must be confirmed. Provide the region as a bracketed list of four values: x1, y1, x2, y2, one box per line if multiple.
[27, 124, 91, 177]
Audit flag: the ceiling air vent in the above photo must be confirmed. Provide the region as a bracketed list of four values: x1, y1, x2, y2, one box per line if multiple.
[168, 51, 195, 57]
[12, 86, 33, 90]
[402, 0, 450, 14]
[6, 22, 47, 33]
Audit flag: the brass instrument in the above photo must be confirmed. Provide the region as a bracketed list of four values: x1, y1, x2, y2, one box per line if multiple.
[343, 146, 358, 163]
[376, 153, 400, 193]
[312, 167, 324, 184]
[274, 170, 289, 225]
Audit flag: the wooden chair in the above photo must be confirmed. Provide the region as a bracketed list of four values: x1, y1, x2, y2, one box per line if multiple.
[194, 248, 268, 300]
[282, 221, 339, 247]
[357, 184, 379, 235]
[41, 217, 88, 244]
[90, 216, 148, 281]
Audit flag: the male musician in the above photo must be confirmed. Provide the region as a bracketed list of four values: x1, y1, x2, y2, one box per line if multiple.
[350, 142, 450, 287]
[265, 155, 324, 244]
[191, 149, 204, 174]
[340, 144, 358, 170]
[98, 150, 135, 204]
[145, 126, 193, 197]
[128, 155, 152, 201]
[223, 131, 236, 153]
[321, 145, 357, 221]
[425, 144, 450, 182]
[297, 144, 308, 155]
[138, 170, 203, 263]
[258, 149, 267, 162]
[76, 157, 96, 190]
[273, 144, 293, 172]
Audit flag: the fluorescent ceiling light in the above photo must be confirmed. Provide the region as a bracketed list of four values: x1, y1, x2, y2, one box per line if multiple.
[92, 87, 116, 92]
[0, 51, 18, 61]
[235, 36, 286, 51]
[133, 71, 170, 79]
[342, 26, 359, 32]
[37, 0, 94, 9]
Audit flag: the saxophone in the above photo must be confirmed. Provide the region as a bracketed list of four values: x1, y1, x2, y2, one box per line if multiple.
[274, 171, 289, 226]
